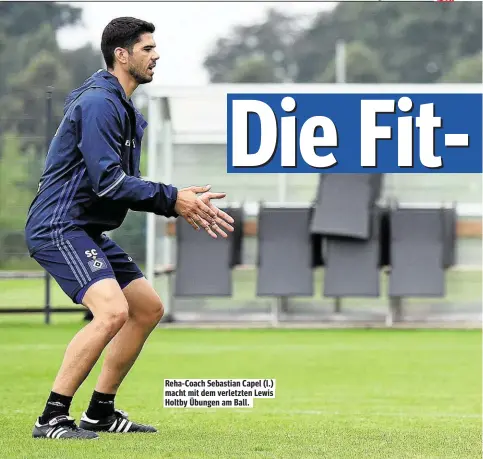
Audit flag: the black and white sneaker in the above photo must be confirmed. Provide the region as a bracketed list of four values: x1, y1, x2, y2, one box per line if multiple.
[79, 409, 157, 433]
[32, 414, 99, 440]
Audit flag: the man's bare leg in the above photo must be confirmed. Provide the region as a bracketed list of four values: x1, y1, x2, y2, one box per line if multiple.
[37, 278, 128, 427]
[50, 279, 129, 396]
[92, 277, 163, 395]
[79, 277, 162, 433]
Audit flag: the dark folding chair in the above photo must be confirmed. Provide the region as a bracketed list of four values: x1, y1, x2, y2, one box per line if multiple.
[257, 206, 314, 296]
[227, 206, 244, 267]
[388, 207, 445, 297]
[310, 174, 383, 240]
[174, 211, 233, 297]
[379, 206, 391, 267]
[323, 207, 382, 297]
[443, 207, 457, 269]
[309, 205, 324, 268]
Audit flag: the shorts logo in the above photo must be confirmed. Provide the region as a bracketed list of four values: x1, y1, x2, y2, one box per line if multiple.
[85, 249, 107, 272]
[88, 258, 107, 272]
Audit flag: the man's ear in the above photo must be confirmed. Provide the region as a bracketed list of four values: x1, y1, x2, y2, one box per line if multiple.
[114, 47, 129, 65]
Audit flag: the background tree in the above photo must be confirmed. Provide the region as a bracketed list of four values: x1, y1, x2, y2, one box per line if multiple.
[203, 9, 302, 83]
[61, 44, 104, 88]
[203, 3, 482, 84]
[0, 3, 82, 97]
[318, 41, 392, 83]
[439, 52, 482, 83]
[0, 2, 103, 268]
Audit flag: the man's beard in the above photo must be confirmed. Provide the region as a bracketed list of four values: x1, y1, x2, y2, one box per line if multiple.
[128, 64, 152, 84]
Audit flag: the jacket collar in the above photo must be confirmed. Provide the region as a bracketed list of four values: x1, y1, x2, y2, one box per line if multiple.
[95, 69, 131, 104]
[94, 69, 148, 128]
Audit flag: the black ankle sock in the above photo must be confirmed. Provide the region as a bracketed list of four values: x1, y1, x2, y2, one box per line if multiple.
[39, 391, 72, 424]
[85, 390, 116, 420]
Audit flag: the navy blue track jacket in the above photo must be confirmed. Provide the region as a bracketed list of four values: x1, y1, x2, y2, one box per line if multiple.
[25, 70, 178, 256]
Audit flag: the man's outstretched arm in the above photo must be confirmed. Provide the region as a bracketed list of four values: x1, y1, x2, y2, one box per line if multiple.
[73, 94, 234, 237]
[74, 95, 179, 217]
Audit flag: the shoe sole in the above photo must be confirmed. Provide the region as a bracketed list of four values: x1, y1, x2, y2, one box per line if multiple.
[81, 429, 157, 434]
[33, 436, 100, 440]
[79, 423, 157, 434]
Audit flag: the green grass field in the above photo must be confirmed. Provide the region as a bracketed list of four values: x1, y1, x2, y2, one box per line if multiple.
[0, 316, 480, 458]
[1, 268, 481, 309]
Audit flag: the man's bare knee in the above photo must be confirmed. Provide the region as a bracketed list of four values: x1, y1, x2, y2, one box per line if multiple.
[122, 278, 165, 327]
[132, 298, 164, 327]
[96, 305, 129, 336]
[150, 299, 164, 323]
[83, 279, 129, 336]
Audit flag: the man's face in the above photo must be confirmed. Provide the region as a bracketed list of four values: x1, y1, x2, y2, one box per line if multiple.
[126, 32, 159, 84]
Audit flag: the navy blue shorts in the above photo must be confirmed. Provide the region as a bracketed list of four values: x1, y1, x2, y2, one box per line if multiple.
[31, 231, 144, 304]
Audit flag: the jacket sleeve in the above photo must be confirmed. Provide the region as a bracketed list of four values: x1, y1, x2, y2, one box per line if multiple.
[72, 94, 178, 217]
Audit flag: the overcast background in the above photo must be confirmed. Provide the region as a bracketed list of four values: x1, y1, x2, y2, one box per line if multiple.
[57, 1, 334, 85]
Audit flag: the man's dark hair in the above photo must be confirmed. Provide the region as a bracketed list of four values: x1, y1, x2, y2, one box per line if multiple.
[101, 17, 155, 69]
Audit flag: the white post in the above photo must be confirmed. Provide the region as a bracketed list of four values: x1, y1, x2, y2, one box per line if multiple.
[161, 97, 173, 271]
[160, 97, 174, 317]
[335, 40, 346, 84]
[145, 97, 159, 285]
[277, 173, 288, 204]
[334, 40, 346, 316]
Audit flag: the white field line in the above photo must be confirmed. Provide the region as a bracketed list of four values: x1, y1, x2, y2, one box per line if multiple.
[0, 343, 479, 353]
[168, 408, 481, 420]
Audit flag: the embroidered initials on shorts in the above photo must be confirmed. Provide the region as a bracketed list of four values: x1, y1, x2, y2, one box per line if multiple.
[85, 248, 107, 272]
